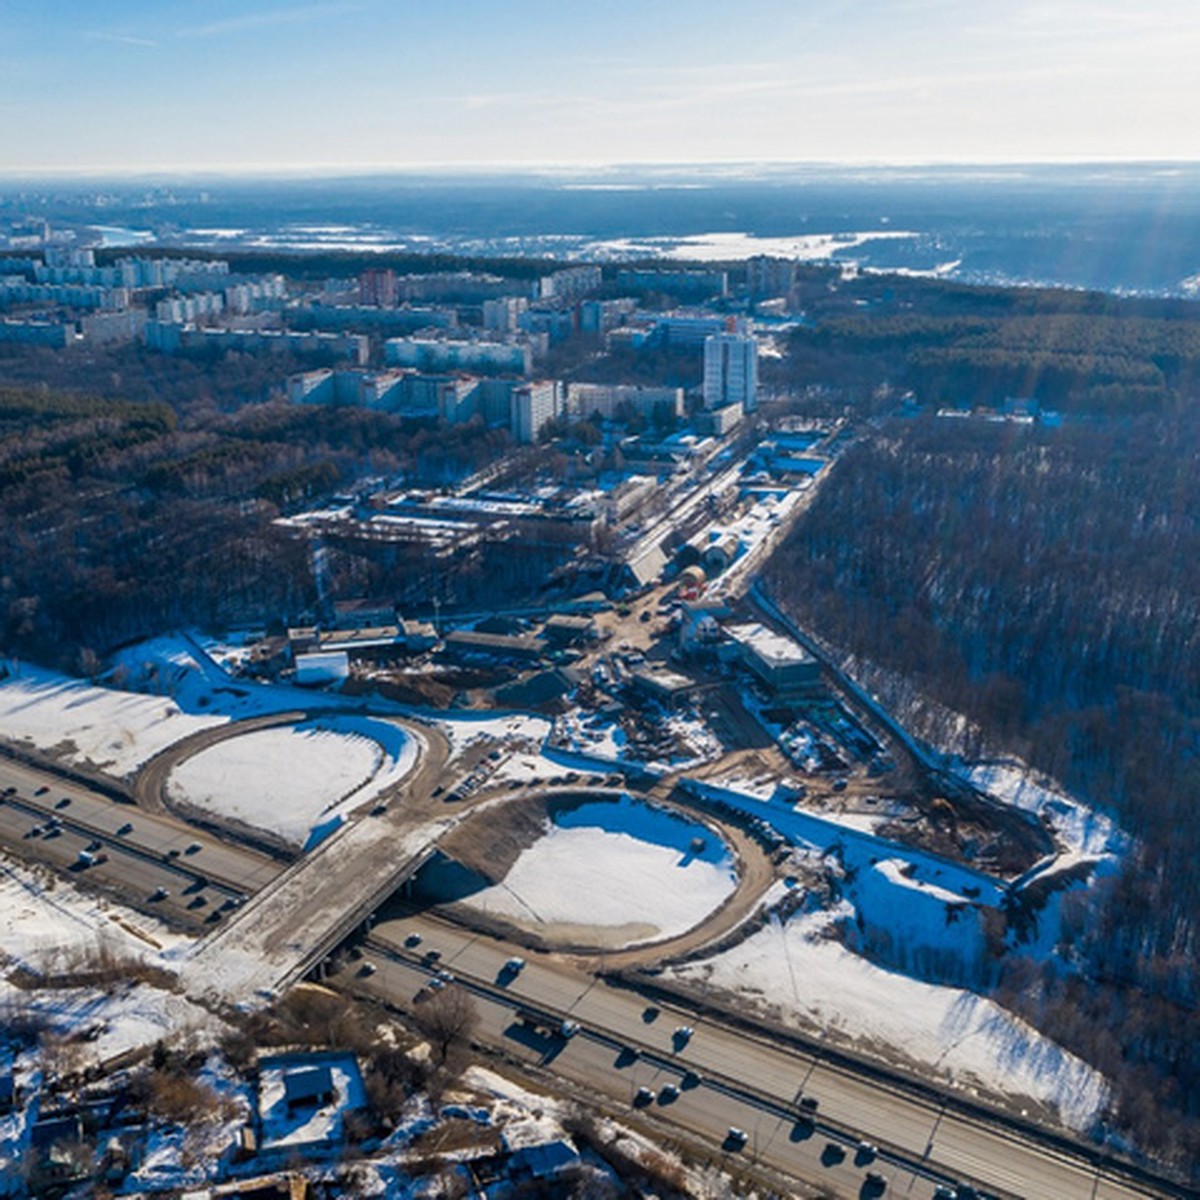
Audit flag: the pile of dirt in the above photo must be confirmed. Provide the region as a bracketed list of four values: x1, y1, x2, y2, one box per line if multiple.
[434, 794, 551, 884]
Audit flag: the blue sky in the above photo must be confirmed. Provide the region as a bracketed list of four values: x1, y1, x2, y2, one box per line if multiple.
[1, 0, 1197, 173]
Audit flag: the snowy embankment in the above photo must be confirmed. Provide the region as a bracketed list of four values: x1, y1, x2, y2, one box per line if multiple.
[686, 778, 1000, 979]
[967, 761, 1126, 861]
[0, 853, 219, 1074]
[0, 633, 384, 780]
[667, 906, 1109, 1132]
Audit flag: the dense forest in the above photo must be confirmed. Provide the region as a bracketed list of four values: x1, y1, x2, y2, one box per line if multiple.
[765, 272, 1200, 416]
[766, 411, 1200, 1163]
[0, 353, 511, 667]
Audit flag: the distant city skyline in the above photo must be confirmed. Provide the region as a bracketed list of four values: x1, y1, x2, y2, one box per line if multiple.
[2, 0, 1198, 174]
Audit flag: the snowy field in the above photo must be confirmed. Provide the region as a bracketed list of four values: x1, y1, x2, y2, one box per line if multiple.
[0, 854, 188, 969]
[0, 660, 223, 779]
[457, 796, 736, 946]
[668, 906, 1109, 1132]
[0, 633, 392, 780]
[0, 852, 218, 1078]
[166, 715, 418, 848]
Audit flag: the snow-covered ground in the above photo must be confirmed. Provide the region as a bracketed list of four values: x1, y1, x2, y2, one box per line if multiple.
[0, 659, 223, 779]
[166, 715, 418, 849]
[456, 796, 735, 945]
[667, 906, 1109, 1132]
[0, 854, 189, 969]
[436, 711, 551, 761]
[687, 779, 1003, 979]
[258, 1053, 367, 1151]
[555, 710, 628, 760]
[127, 1057, 251, 1192]
[0, 979, 217, 1070]
[554, 707, 722, 771]
[0, 853, 220, 1083]
[968, 761, 1126, 861]
[0, 633, 397, 781]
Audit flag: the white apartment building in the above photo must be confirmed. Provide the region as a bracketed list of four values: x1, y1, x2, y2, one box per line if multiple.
[703, 332, 758, 412]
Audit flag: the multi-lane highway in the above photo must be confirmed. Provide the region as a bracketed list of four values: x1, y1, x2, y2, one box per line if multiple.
[343, 911, 1182, 1200]
[0, 753, 282, 930]
[0, 718, 1189, 1200]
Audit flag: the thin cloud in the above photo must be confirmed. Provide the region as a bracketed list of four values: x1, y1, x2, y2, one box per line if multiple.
[85, 31, 158, 48]
[180, 3, 364, 39]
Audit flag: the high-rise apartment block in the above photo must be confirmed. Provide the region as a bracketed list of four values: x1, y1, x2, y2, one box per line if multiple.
[359, 268, 398, 308]
[703, 332, 758, 412]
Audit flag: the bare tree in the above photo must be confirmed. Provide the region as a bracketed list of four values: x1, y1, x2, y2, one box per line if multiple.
[412, 985, 479, 1065]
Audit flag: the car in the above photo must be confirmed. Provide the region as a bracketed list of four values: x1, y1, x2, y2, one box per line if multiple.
[725, 1127, 747, 1150]
[116, 822, 133, 836]
[2, 785, 16, 796]
[953, 1188, 979, 1200]
[634, 1086, 654, 1107]
[865, 1172, 887, 1194]
[185, 842, 202, 855]
[856, 1140, 878, 1163]
[504, 956, 526, 973]
[86, 839, 102, 852]
[798, 1095, 819, 1113]
[34, 785, 49, 796]
[642, 1004, 660, 1023]
[55, 796, 71, 809]
[559, 1019, 580, 1038]
[404, 932, 423, 948]
[657, 1083, 679, 1104]
[680, 1069, 702, 1089]
[149, 886, 169, 902]
[673, 1024, 694, 1046]
[821, 1141, 846, 1165]
[358, 961, 377, 977]
[427, 976, 446, 992]
[933, 1188, 956, 1200]
[163, 848, 180, 861]
[187, 895, 208, 909]
[370, 802, 389, 816]
[26, 824, 44, 838]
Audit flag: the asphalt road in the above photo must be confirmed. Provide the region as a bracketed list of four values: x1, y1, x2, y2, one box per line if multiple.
[0, 756, 282, 931]
[356, 911, 1176, 1200]
[179, 718, 454, 1000]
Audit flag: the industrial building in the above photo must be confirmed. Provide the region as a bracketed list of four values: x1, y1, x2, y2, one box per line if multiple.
[725, 622, 821, 701]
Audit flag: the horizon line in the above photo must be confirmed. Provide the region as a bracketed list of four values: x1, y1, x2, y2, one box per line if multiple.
[3, 156, 1200, 183]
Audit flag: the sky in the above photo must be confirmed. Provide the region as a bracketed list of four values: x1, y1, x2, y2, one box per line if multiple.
[1, 0, 1197, 174]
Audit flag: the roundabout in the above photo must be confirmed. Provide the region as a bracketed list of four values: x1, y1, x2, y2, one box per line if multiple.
[134, 709, 426, 854]
[406, 785, 781, 963]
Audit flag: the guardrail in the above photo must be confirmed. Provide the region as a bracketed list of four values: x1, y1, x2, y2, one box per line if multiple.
[361, 935, 1190, 1200]
[360, 936, 1022, 1200]
[277, 845, 439, 993]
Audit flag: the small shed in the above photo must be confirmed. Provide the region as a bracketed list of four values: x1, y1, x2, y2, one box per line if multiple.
[543, 614, 597, 647]
[283, 1065, 335, 1111]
